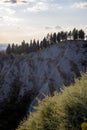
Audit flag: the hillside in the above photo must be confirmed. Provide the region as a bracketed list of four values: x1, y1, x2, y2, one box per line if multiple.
[0, 40, 87, 130]
[17, 73, 87, 130]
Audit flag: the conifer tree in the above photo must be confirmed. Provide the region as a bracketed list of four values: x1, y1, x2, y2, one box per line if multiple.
[79, 29, 85, 40]
[6, 44, 11, 54]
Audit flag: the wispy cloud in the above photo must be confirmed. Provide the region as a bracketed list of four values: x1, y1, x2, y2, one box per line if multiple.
[1, 0, 28, 4]
[0, 6, 15, 15]
[26, 2, 48, 12]
[23, 1, 63, 13]
[45, 26, 52, 30]
[55, 26, 62, 30]
[72, 2, 87, 9]
[45, 25, 62, 30]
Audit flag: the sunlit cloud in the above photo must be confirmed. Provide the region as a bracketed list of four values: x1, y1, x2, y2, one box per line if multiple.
[72, 2, 87, 9]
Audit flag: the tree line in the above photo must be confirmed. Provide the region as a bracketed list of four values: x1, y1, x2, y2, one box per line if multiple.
[6, 28, 85, 54]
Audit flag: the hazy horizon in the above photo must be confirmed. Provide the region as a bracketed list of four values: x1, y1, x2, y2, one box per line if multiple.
[0, 0, 87, 43]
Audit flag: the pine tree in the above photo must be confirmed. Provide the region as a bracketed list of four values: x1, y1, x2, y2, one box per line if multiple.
[53, 33, 57, 43]
[6, 44, 12, 54]
[11, 43, 15, 53]
[79, 29, 85, 40]
[42, 38, 47, 48]
[68, 31, 72, 40]
[72, 28, 78, 40]
[57, 32, 61, 43]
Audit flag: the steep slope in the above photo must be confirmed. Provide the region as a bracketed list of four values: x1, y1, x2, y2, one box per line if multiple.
[0, 40, 87, 129]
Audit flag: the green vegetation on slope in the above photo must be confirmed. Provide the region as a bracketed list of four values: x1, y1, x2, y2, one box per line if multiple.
[17, 73, 87, 130]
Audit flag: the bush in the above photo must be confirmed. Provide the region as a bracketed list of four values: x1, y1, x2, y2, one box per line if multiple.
[17, 74, 87, 130]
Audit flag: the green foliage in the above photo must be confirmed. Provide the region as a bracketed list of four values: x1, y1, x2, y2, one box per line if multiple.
[17, 95, 60, 130]
[17, 74, 87, 130]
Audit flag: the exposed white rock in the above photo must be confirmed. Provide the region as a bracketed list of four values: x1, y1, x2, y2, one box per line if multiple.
[0, 40, 87, 113]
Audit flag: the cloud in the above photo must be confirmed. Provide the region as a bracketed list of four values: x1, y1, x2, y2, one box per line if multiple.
[0, 16, 3, 20]
[45, 26, 62, 30]
[55, 26, 62, 30]
[5, 8, 15, 14]
[45, 26, 52, 30]
[3, 16, 19, 23]
[4, 0, 17, 3]
[0, 6, 15, 15]
[26, 2, 48, 12]
[72, 2, 87, 9]
[1, 0, 29, 4]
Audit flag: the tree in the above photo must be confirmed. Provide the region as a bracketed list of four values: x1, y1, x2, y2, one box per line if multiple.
[36, 40, 40, 50]
[40, 41, 43, 49]
[30, 40, 33, 52]
[64, 31, 68, 40]
[57, 32, 61, 43]
[11, 43, 15, 53]
[53, 33, 57, 43]
[72, 28, 78, 40]
[68, 31, 72, 40]
[32, 39, 37, 52]
[6, 44, 11, 54]
[79, 29, 85, 40]
[50, 33, 54, 45]
[21, 40, 26, 53]
[42, 38, 47, 48]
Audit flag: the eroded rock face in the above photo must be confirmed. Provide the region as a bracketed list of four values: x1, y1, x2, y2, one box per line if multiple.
[0, 40, 87, 129]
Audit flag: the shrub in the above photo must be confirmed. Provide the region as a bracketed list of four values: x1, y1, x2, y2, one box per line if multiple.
[17, 95, 60, 130]
[17, 74, 87, 130]
[58, 74, 87, 130]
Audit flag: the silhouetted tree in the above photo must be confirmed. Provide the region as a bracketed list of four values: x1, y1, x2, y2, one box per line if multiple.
[68, 31, 72, 40]
[57, 32, 61, 42]
[72, 28, 78, 40]
[30, 40, 33, 52]
[21, 40, 26, 53]
[33, 39, 37, 52]
[53, 33, 57, 43]
[64, 32, 68, 40]
[79, 29, 85, 40]
[43, 38, 47, 48]
[50, 33, 54, 45]
[6, 28, 86, 55]
[40, 41, 43, 49]
[36, 40, 40, 50]
[46, 33, 50, 41]
[25, 43, 29, 53]
[11, 43, 15, 53]
[6, 44, 11, 54]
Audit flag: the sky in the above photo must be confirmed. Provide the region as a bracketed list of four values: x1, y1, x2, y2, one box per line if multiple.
[0, 0, 87, 43]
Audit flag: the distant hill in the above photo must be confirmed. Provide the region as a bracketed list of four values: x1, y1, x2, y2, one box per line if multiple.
[0, 44, 8, 51]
